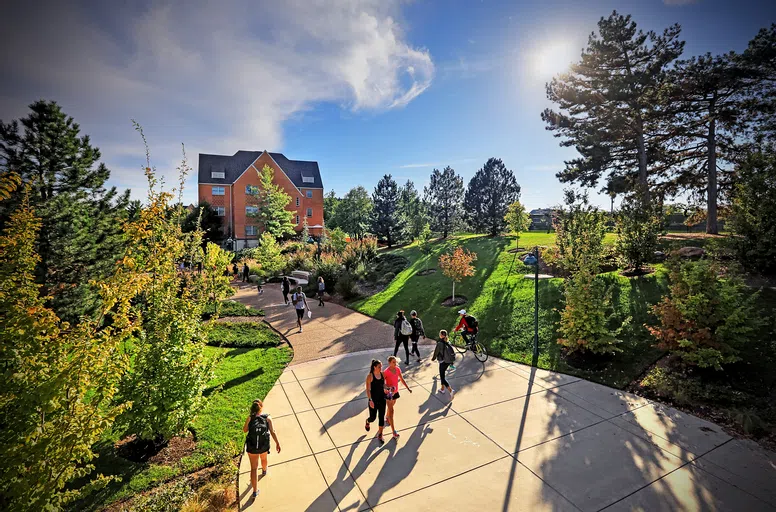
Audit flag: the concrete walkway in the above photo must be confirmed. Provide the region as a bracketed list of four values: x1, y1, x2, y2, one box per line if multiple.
[233, 284, 776, 511]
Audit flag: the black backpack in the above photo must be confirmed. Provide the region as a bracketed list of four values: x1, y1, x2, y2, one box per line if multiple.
[465, 315, 479, 331]
[246, 413, 270, 453]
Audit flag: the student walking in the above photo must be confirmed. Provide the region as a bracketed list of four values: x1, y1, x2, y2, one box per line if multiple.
[393, 310, 412, 365]
[317, 276, 326, 306]
[291, 286, 309, 333]
[432, 330, 455, 400]
[409, 310, 425, 363]
[242, 263, 250, 283]
[384, 356, 412, 440]
[281, 276, 291, 305]
[232, 263, 239, 279]
[364, 359, 387, 444]
[242, 399, 281, 499]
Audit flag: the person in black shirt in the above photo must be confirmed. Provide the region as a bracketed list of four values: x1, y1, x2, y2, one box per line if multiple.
[281, 276, 291, 305]
[409, 310, 425, 363]
[364, 359, 387, 444]
[242, 263, 250, 282]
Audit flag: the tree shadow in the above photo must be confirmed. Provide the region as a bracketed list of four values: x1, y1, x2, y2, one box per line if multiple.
[204, 367, 264, 397]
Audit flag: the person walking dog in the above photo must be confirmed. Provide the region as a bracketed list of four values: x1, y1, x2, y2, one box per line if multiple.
[432, 330, 455, 400]
[243, 399, 281, 499]
[409, 310, 425, 363]
[393, 310, 412, 365]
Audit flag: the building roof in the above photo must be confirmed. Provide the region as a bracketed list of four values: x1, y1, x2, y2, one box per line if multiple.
[198, 150, 323, 189]
[529, 208, 556, 216]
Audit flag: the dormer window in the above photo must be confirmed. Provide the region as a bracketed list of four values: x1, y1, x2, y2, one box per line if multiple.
[301, 176, 314, 183]
[211, 171, 225, 179]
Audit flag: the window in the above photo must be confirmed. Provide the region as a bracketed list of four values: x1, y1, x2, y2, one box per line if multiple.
[296, 196, 300, 207]
[306, 190, 313, 198]
[211, 171, 225, 179]
[214, 206, 225, 216]
[295, 215, 299, 225]
[246, 206, 258, 215]
[306, 208, 313, 217]
[302, 176, 314, 183]
[212, 186, 225, 196]
[245, 226, 257, 236]
[246, 185, 258, 194]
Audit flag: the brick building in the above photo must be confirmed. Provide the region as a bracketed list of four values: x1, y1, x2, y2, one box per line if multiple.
[198, 150, 324, 250]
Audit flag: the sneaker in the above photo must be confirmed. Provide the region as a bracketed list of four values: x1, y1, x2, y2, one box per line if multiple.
[251, 491, 258, 498]
[392, 431, 400, 439]
[298, 328, 303, 333]
[377, 433, 384, 445]
[416, 358, 421, 363]
[262, 469, 267, 476]
[449, 365, 456, 371]
[449, 389, 455, 401]
[438, 388, 446, 394]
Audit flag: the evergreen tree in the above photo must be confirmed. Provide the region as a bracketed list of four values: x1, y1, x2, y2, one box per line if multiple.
[333, 186, 373, 238]
[397, 180, 427, 242]
[182, 200, 225, 246]
[424, 166, 464, 238]
[323, 190, 341, 227]
[249, 164, 295, 239]
[740, 24, 776, 144]
[463, 158, 521, 235]
[0, 100, 130, 322]
[371, 174, 399, 247]
[542, 11, 684, 205]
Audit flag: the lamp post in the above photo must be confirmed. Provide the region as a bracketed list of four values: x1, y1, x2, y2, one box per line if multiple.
[523, 247, 540, 365]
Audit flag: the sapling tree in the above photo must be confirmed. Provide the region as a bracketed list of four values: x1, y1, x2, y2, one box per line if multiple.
[438, 246, 477, 301]
[504, 200, 530, 249]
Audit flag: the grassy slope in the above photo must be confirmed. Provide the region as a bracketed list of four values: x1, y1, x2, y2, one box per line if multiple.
[73, 344, 291, 511]
[352, 233, 665, 388]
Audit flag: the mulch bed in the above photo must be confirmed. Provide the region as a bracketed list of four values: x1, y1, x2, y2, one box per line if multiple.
[416, 268, 437, 276]
[115, 433, 196, 465]
[214, 315, 265, 324]
[620, 266, 656, 278]
[441, 295, 467, 307]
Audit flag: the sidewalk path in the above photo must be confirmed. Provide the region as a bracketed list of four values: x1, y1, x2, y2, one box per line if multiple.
[231, 283, 776, 511]
[230, 282, 433, 365]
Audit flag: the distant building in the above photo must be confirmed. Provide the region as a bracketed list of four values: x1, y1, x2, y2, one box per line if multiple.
[529, 208, 557, 231]
[198, 150, 324, 250]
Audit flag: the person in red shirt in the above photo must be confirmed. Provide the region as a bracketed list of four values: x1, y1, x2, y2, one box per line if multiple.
[454, 309, 478, 346]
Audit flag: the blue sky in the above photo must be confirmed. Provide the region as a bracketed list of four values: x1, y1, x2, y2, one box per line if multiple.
[1, 0, 774, 210]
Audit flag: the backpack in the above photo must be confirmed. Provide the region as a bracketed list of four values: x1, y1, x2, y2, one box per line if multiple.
[400, 318, 413, 336]
[246, 413, 270, 453]
[465, 315, 479, 331]
[443, 342, 456, 364]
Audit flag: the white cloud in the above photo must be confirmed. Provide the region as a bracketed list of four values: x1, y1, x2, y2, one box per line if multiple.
[0, 0, 434, 203]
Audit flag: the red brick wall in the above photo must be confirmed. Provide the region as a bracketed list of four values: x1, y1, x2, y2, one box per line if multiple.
[198, 183, 232, 235]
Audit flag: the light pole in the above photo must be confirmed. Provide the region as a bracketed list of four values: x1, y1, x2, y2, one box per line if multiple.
[523, 247, 540, 365]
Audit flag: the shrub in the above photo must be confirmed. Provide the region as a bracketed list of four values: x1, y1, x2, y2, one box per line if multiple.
[206, 322, 280, 348]
[126, 477, 194, 512]
[540, 245, 564, 276]
[554, 190, 606, 272]
[418, 223, 433, 255]
[202, 300, 263, 320]
[285, 243, 315, 273]
[616, 196, 663, 272]
[335, 271, 360, 300]
[378, 272, 396, 284]
[370, 253, 409, 279]
[312, 251, 343, 291]
[648, 259, 762, 370]
[253, 232, 287, 278]
[729, 150, 776, 275]
[325, 227, 349, 254]
[558, 262, 621, 355]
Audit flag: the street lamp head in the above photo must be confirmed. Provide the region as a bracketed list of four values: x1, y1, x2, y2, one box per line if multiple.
[523, 254, 538, 266]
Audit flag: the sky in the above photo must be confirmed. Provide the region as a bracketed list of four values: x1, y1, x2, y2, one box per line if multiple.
[1, 0, 774, 211]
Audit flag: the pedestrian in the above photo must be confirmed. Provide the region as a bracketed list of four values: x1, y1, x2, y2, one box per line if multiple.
[232, 263, 239, 279]
[393, 310, 412, 366]
[364, 359, 387, 444]
[281, 276, 291, 305]
[432, 330, 455, 400]
[317, 276, 326, 306]
[256, 276, 264, 295]
[242, 262, 250, 283]
[409, 310, 425, 363]
[242, 399, 281, 499]
[384, 356, 412, 440]
[291, 285, 309, 333]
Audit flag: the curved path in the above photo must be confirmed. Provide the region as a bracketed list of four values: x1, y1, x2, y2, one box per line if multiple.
[233, 283, 776, 511]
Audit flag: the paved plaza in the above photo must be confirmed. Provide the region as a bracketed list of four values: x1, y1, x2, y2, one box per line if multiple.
[234, 284, 776, 511]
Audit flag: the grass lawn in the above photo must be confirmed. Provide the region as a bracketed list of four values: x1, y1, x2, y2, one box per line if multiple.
[207, 321, 282, 347]
[71, 343, 291, 511]
[352, 234, 664, 388]
[202, 299, 264, 319]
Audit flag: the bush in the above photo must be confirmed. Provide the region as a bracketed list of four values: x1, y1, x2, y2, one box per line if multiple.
[730, 150, 776, 275]
[206, 322, 281, 348]
[125, 477, 195, 512]
[325, 227, 349, 254]
[616, 196, 663, 272]
[558, 262, 621, 355]
[312, 251, 343, 291]
[378, 272, 396, 285]
[285, 244, 315, 273]
[202, 300, 264, 320]
[335, 271, 360, 300]
[648, 259, 762, 370]
[554, 190, 606, 272]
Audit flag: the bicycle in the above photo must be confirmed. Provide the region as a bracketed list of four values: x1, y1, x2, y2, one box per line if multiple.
[449, 331, 488, 362]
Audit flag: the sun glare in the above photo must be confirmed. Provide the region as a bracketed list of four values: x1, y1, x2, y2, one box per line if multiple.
[531, 40, 577, 77]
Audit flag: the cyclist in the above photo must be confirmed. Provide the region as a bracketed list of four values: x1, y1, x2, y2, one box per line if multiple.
[454, 309, 479, 347]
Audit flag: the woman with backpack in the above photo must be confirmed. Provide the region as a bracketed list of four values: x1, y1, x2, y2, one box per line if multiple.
[393, 310, 412, 365]
[431, 330, 455, 400]
[364, 359, 387, 444]
[243, 399, 281, 499]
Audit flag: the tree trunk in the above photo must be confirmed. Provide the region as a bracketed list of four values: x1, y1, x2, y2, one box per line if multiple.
[452, 281, 455, 302]
[635, 128, 651, 206]
[706, 99, 718, 235]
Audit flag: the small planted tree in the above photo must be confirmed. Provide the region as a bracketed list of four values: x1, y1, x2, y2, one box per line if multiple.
[554, 191, 607, 273]
[648, 259, 762, 370]
[201, 242, 233, 302]
[252, 164, 295, 239]
[438, 246, 477, 302]
[254, 232, 287, 279]
[418, 223, 433, 256]
[504, 200, 530, 249]
[616, 195, 663, 273]
[301, 217, 310, 243]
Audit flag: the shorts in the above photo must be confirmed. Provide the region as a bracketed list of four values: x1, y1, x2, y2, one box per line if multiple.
[386, 391, 400, 401]
[246, 445, 269, 455]
[295, 308, 305, 320]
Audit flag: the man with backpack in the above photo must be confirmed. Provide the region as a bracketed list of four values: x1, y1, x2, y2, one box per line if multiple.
[454, 309, 479, 346]
[409, 310, 425, 363]
[432, 329, 455, 400]
[393, 310, 412, 365]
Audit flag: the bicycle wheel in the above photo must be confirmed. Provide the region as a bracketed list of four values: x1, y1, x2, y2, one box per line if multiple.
[472, 342, 488, 362]
[450, 333, 467, 354]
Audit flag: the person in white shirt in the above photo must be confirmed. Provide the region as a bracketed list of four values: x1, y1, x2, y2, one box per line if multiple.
[291, 286, 309, 333]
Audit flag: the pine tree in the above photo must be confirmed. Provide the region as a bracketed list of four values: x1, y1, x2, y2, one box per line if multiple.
[463, 158, 521, 235]
[424, 166, 464, 238]
[333, 186, 373, 238]
[542, 11, 684, 206]
[740, 24, 776, 144]
[182, 200, 225, 245]
[0, 100, 130, 322]
[397, 180, 428, 242]
[323, 190, 341, 227]
[251, 165, 295, 239]
[371, 174, 399, 247]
